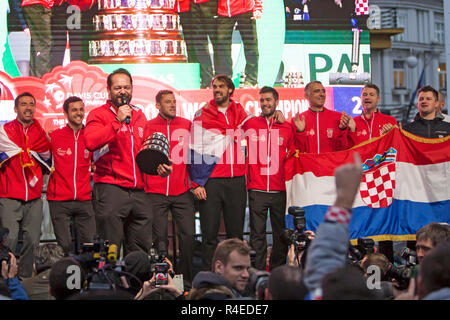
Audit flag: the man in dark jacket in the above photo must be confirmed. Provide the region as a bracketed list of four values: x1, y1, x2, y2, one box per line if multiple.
[403, 85, 450, 138]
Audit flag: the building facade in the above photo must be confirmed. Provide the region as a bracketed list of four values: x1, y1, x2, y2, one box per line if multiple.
[370, 0, 446, 121]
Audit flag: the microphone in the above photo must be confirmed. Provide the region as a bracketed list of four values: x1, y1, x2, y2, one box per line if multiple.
[120, 94, 131, 124]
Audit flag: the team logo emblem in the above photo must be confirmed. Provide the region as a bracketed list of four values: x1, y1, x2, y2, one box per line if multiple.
[327, 128, 333, 138]
[56, 148, 66, 156]
[84, 149, 89, 159]
[362, 129, 368, 136]
[308, 129, 315, 136]
[138, 127, 144, 138]
[278, 136, 284, 146]
[360, 147, 397, 208]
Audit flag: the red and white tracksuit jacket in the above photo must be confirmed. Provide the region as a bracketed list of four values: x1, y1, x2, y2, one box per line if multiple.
[0, 119, 51, 201]
[84, 101, 147, 189]
[47, 125, 92, 201]
[143, 114, 195, 196]
[243, 116, 295, 191]
[217, 0, 263, 17]
[350, 110, 398, 146]
[293, 108, 352, 154]
[208, 100, 246, 179]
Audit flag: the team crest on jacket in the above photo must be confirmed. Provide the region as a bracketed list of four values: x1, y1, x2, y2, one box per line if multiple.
[360, 147, 397, 208]
[84, 149, 89, 159]
[138, 127, 144, 138]
[326, 128, 333, 138]
[307, 129, 315, 136]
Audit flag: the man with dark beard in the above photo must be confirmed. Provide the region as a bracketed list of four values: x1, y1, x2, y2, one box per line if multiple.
[191, 75, 250, 271]
[242, 86, 295, 271]
[84, 68, 172, 256]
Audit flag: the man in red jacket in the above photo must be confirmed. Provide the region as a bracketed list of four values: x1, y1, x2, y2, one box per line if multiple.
[21, 0, 55, 77]
[143, 89, 196, 286]
[0, 92, 51, 278]
[85, 68, 172, 256]
[215, 0, 263, 87]
[292, 81, 353, 153]
[348, 84, 398, 262]
[174, 0, 219, 88]
[243, 86, 295, 271]
[350, 83, 398, 146]
[46, 96, 96, 255]
[192, 75, 249, 271]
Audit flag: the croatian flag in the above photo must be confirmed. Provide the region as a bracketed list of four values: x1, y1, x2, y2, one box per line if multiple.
[285, 128, 450, 241]
[188, 100, 253, 186]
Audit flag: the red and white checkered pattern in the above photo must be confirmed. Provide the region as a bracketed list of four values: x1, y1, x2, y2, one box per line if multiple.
[360, 162, 396, 208]
[355, 0, 369, 16]
[325, 206, 352, 225]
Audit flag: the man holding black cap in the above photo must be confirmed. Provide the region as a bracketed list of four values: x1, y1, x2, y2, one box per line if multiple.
[84, 68, 172, 256]
[143, 89, 196, 287]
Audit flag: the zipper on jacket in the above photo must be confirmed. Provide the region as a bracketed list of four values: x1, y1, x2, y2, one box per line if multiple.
[23, 126, 29, 201]
[166, 121, 171, 196]
[73, 130, 81, 200]
[129, 125, 137, 188]
[363, 112, 375, 139]
[266, 118, 273, 192]
[224, 111, 234, 177]
[316, 113, 320, 154]
[22, 167, 28, 202]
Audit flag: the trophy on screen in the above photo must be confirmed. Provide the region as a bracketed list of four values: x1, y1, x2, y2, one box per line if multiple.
[90, 0, 186, 63]
[136, 132, 171, 175]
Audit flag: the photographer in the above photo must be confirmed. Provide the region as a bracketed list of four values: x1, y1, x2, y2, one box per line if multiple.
[21, 243, 65, 300]
[415, 222, 450, 264]
[188, 238, 252, 300]
[1, 252, 28, 300]
[396, 242, 450, 300]
[286, 231, 315, 267]
[134, 273, 184, 300]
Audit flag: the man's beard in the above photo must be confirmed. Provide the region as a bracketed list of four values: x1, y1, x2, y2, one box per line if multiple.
[111, 93, 131, 107]
[214, 92, 230, 105]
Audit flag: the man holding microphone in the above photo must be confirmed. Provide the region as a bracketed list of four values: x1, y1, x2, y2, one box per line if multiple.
[85, 68, 172, 256]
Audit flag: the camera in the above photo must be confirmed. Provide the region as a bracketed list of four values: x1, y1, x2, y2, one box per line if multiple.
[71, 236, 126, 291]
[248, 267, 270, 300]
[154, 263, 169, 287]
[347, 237, 375, 264]
[282, 206, 310, 250]
[150, 242, 171, 282]
[386, 248, 418, 290]
[0, 228, 12, 266]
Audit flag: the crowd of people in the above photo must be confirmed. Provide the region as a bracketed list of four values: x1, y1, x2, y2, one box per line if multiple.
[0, 67, 449, 300]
